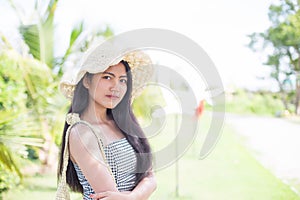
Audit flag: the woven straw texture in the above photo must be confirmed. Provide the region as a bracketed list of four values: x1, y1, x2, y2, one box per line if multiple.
[60, 46, 153, 100]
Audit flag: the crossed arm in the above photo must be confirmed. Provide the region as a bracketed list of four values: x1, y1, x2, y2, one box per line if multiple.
[90, 172, 156, 200]
[69, 124, 157, 200]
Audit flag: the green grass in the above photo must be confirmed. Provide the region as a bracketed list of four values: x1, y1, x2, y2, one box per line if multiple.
[148, 113, 300, 199]
[3, 113, 300, 200]
[2, 174, 82, 200]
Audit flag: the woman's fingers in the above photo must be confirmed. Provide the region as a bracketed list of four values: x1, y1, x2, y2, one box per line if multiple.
[90, 191, 109, 199]
[90, 191, 129, 200]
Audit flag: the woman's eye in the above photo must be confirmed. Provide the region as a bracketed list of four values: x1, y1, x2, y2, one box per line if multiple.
[120, 79, 127, 83]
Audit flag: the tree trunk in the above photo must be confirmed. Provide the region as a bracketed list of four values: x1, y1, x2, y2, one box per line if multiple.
[277, 81, 289, 111]
[39, 119, 58, 174]
[296, 82, 300, 115]
[295, 50, 300, 115]
[281, 93, 289, 110]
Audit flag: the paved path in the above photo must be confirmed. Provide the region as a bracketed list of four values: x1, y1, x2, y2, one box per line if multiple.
[226, 114, 300, 194]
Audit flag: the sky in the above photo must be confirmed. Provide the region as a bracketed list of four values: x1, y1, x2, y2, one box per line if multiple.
[0, 0, 277, 91]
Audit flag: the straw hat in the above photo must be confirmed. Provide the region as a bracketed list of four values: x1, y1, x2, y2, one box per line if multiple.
[59, 42, 153, 100]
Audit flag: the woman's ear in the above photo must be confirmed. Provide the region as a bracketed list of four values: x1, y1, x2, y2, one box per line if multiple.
[83, 75, 90, 89]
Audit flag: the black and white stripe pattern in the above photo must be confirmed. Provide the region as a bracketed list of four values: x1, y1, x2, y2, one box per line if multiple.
[73, 138, 137, 200]
[104, 138, 137, 192]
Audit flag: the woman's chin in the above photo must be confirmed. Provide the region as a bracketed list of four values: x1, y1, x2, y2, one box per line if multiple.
[105, 102, 120, 109]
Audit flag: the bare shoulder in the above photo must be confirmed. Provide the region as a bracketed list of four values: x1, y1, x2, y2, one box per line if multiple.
[69, 122, 91, 136]
[68, 123, 103, 163]
[69, 123, 97, 142]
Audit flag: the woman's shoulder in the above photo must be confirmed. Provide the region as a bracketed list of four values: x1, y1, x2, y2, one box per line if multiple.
[68, 122, 99, 147]
[68, 122, 105, 163]
[69, 121, 91, 134]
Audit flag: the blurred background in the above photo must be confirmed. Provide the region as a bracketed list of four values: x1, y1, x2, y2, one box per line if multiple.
[1, 0, 300, 199]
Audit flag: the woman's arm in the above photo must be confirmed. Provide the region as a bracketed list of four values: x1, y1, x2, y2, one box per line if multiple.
[90, 171, 157, 200]
[130, 171, 157, 200]
[69, 124, 118, 193]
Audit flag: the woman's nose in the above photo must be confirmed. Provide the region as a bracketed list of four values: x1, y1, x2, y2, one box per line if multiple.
[110, 79, 121, 91]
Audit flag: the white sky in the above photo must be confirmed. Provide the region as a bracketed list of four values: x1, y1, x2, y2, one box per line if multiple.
[0, 0, 277, 91]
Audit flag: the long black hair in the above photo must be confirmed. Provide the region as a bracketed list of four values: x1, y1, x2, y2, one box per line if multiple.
[58, 61, 152, 193]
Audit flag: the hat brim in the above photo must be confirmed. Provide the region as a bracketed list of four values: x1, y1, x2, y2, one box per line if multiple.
[60, 49, 153, 100]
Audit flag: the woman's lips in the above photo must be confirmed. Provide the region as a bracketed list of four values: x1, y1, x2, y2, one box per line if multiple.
[106, 95, 119, 99]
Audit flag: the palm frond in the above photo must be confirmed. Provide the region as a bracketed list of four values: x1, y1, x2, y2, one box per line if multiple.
[0, 142, 22, 178]
[19, 24, 41, 60]
[18, 0, 57, 68]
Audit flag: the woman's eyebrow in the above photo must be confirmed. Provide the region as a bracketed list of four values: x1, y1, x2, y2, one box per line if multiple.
[119, 75, 128, 79]
[103, 72, 127, 78]
[102, 72, 115, 77]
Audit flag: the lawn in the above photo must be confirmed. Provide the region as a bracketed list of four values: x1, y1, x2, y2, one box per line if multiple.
[3, 113, 300, 200]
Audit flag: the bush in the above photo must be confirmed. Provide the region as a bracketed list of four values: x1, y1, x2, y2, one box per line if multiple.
[132, 85, 166, 125]
[226, 89, 286, 116]
[0, 166, 20, 199]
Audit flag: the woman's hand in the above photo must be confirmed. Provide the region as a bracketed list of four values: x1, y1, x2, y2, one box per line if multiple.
[90, 191, 136, 200]
[90, 172, 156, 200]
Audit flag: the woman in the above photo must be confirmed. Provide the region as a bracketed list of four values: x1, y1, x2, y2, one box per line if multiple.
[57, 44, 156, 200]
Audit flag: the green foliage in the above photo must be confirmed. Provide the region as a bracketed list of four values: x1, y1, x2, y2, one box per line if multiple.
[0, 48, 53, 195]
[26, 147, 39, 160]
[226, 89, 286, 116]
[248, 0, 300, 114]
[0, 166, 19, 197]
[0, 48, 53, 114]
[132, 85, 166, 125]
[2, 114, 300, 199]
[3, 0, 115, 174]
[0, 0, 116, 197]
[13, 0, 113, 77]
[18, 1, 56, 67]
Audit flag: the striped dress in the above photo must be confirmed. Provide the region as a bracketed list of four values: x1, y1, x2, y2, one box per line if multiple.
[73, 138, 137, 200]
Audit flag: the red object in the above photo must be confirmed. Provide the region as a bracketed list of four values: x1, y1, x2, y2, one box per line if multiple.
[195, 100, 205, 118]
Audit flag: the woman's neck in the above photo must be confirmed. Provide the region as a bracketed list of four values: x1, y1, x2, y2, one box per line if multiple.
[81, 102, 110, 124]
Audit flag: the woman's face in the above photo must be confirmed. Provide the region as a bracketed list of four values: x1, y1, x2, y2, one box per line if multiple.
[85, 62, 128, 109]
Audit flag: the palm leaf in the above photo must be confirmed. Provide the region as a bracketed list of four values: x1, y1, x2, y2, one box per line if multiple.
[57, 21, 85, 67]
[0, 142, 22, 178]
[0, 110, 43, 178]
[18, 0, 57, 68]
[19, 25, 41, 60]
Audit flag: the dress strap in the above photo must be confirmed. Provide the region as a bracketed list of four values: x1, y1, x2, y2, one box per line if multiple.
[55, 113, 116, 200]
[71, 120, 115, 183]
